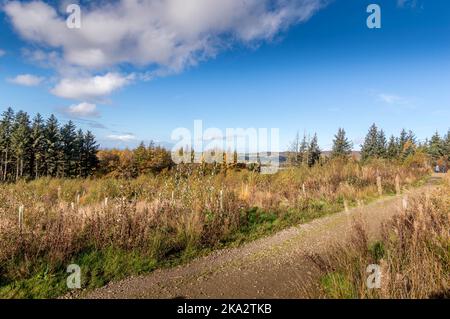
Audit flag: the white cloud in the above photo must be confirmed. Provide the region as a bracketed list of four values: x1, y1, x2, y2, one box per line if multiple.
[0, 49, 5, 57]
[378, 93, 410, 105]
[7, 74, 44, 86]
[51, 72, 133, 100]
[106, 134, 138, 142]
[4, 0, 326, 73]
[64, 102, 99, 118]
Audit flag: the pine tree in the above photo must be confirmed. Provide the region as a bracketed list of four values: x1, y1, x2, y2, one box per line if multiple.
[74, 129, 85, 177]
[60, 120, 77, 177]
[428, 131, 444, 162]
[444, 130, 450, 162]
[376, 129, 387, 158]
[387, 135, 398, 160]
[83, 131, 99, 177]
[307, 133, 321, 167]
[30, 113, 46, 178]
[0, 108, 14, 181]
[299, 133, 309, 165]
[402, 130, 417, 159]
[361, 124, 379, 161]
[11, 111, 31, 180]
[44, 115, 61, 177]
[331, 128, 352, 158]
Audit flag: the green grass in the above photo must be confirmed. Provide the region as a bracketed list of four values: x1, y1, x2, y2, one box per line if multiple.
[0, 248, 159, 298]
[0, 201, 344, 299]
[320, 272, 357, 299]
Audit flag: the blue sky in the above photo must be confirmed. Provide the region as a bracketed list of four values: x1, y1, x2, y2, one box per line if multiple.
[0, 0, 449, 150]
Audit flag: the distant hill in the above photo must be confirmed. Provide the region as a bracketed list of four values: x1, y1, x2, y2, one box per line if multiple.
[278, 151, 361, 163]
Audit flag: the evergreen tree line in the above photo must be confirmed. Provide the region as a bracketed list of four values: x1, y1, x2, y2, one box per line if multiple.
[0, 108, 98, 181]
[360, 123, 450, 163]
[290, 124, 450, 166]
[3, 106, 448, 181]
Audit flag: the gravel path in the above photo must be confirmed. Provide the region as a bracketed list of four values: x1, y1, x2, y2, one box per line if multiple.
[79, 176, 442, 299]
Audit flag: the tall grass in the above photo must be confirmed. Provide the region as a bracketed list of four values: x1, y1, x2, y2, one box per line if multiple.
[0, 159, 429, 298]
[312, 173, 449, 299]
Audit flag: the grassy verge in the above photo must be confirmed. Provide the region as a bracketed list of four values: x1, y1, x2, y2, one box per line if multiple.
[0, 160, 430, 298]
[0, 202, 351, 298]
[314, 173, 449, 299]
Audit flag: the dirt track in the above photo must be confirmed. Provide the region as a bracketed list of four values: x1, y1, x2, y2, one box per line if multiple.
[79, 175, 442, 299]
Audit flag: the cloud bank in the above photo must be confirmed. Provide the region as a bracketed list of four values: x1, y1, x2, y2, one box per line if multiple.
[5, 0, 326, 71]
[4, 0, 326, 100]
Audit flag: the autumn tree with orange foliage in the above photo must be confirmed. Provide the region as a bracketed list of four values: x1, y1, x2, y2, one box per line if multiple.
[97, 141, 173, 178]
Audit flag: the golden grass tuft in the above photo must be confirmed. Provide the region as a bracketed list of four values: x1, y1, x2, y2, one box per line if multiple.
[311, 173, 449, 299]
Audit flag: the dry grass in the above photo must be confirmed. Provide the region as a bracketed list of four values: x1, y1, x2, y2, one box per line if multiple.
[311, 173, 449, 299]
[0, 158, 429, 298]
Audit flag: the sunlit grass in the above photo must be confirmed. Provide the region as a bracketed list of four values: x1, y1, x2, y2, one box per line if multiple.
[0, 158, 430, 298]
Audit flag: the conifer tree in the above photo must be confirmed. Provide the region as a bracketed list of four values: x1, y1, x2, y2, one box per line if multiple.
[331, 128, 352, 158]
[387, 135, 398, 160]
[444, 130, 450, 162]
[60, 120, 77, 177]
[44, 114, 61, 177]
[74, 129, 85, 177]
[428, 131, 444, 162]
[0, 108, 14, 181]
[402, 130, 417, 159]
[376, 129, 387, 158]
[299, 133, 309, 165]
[83, 131, 99, 177]
[11, 111, 31, 180]
[361, 124, 379, 161]
[307, 133, 321, 167]
[30, 113, 46, 178]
